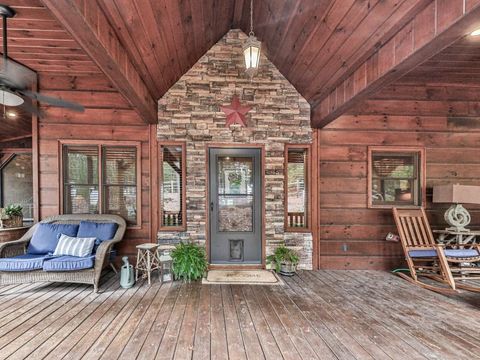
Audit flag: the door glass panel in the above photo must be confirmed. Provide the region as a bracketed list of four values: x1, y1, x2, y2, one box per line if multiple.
[217, 156, 254, 232]
[218, 195, 253, 232]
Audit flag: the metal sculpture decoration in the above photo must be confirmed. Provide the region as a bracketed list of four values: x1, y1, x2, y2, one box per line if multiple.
[433, 184, 480, 232]
[220, 95, 251, 127]
[444, 204, 471, 232]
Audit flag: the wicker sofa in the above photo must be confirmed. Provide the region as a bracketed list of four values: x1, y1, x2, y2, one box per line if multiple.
[0, 214, 126, 292]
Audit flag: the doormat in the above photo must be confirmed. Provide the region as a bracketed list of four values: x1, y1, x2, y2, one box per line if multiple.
[202, 270, 284, 285]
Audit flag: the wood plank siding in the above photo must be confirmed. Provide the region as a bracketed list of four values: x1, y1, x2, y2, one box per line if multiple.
[318, 83, 480, 269]
[37, 74, 152, 259]
[0, 271, 478, 359]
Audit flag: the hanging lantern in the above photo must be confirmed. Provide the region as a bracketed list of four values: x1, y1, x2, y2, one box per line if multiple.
[243, 0, 261, 77]
[243, 34, 261, 77]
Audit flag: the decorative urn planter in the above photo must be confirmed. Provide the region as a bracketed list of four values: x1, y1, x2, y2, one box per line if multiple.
[1, 205, 24, 228]
[4, 215, 23, 228]
[279, 262, 297, 276]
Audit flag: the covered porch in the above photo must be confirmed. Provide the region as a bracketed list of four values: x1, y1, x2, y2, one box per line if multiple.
[0, 270, 478, 360]
[1, 0, 480, 358]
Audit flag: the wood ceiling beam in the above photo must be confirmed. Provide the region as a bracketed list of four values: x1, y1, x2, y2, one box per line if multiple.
[40, 0, 158, 124]
[311, 0, 480, 128]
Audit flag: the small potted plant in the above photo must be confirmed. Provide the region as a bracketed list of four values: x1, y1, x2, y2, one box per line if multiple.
[3, 204, 23, 228]
[266, 245, 300, 276]
[171, 242, 208, 282]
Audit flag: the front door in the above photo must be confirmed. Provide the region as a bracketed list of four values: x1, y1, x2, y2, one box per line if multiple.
[209, 148, 262, 264]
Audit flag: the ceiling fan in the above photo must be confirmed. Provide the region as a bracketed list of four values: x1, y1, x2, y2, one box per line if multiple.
[0, 4, 84, 116]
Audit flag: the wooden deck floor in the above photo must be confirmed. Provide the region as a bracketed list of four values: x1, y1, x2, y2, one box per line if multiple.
[0, 270, 479, 360]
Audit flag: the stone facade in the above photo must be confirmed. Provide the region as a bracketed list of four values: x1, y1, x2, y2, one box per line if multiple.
[157, 29, 313, 269]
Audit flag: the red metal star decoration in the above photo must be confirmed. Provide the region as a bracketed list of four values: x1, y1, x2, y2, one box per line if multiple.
[220, 95, 251, 127]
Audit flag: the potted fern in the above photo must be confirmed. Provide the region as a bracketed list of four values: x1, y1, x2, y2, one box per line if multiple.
[266, 246, 300, 276]
[171, 242, 208, 282]
[3, 204, 23, 228]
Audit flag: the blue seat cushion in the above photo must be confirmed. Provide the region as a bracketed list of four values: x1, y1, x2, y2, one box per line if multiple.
[0, 254, 51, 271]
[445, 249, 480, 258]
[43, 255, 95, 272]
[77, 221, 118, 242]
[409, 249, 480, 258]
[409, 250, 437, 258]
[28, 223, 79, 255]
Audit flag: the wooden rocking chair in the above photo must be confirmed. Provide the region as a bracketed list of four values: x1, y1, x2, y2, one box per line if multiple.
[393, 208, 480, 294]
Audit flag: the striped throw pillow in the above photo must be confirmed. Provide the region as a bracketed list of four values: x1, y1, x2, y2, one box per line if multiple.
[53, 234, 96, 258]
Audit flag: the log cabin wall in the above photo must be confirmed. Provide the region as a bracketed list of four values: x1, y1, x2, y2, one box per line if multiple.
[318, 83, 480, 270]
[37, 74, 152, 260]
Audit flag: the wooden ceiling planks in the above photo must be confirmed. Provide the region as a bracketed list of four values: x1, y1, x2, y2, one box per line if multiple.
[42, 0, 158, 123]
[307, 0, 433, 103]
[1, 1, 101, 76]
[98, 0, 236, 99]
[313, 1, 480, 128]
[146, 0, 234, 95]
[234, 0, 431, 107]
[97, 0, 166, 97]
[240, 0, 335, 73]
[398, 36, 480, 86]
[2, 0, 478, 131]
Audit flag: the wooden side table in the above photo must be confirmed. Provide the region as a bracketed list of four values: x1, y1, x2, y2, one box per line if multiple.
[434, 229, 480, 246]
[135, 243, 162, 285]
[0, 226, 30, 244]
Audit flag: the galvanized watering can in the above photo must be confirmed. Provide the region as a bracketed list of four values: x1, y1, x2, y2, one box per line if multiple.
[120, 256, 135, 288]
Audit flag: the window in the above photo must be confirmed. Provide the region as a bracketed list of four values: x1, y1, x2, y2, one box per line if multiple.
[63, 146, 99, 215]
[368, 147, 425, 208]
[159, 142, 186, 230]
[285, 144, 311, 231]
[103, 147, 138, 225]
[0, 152, 34, 221]
[62, 142, 140, 226]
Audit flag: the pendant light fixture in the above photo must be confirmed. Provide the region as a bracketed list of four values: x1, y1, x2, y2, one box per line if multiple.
[243, 0, 261, 77]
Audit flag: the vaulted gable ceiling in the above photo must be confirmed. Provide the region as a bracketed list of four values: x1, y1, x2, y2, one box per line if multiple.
[235, 0, 432, 102]
[97, 0, 237, 100]
[94, 0, 434, 104]
[2, 0, 480, 128]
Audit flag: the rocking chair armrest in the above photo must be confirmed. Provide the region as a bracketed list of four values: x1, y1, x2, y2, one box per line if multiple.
[0, 238, 29, 258]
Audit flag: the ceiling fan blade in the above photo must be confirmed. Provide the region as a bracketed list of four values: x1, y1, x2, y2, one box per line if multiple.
[19, 99, 43, 117]
[19, 90, 85, 112]
[0, 56, 35, 90]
